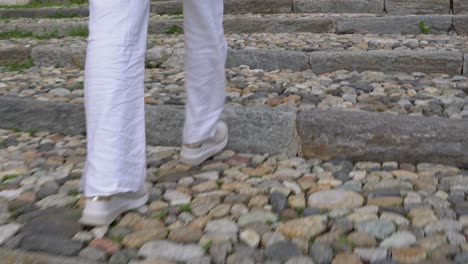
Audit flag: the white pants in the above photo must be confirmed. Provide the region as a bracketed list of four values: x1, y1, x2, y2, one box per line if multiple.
[82, 0, 227, 196]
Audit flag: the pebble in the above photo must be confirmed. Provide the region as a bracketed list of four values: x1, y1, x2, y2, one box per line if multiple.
[380, 231, 417, 249]
[277, 216, 327, 240]
[309, 242, 333, 264]
[392, 246, 427, 263]
[240, 229, 261, 248]
[0, 223, 21, 246]
[138, 240, 204, 262]
[356, 219, 396, 240]
[265, 241, 303, 263]
[307, 190, 364, 209]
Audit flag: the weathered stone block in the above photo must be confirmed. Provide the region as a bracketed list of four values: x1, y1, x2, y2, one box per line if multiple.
[0, 96, 86, 135]
[454, 15, 468, 35]
[309, 50, 463, 74]
[0, 44, 30, 66]
[454, 0, 468, 14]
[223, 16, 336, 34]
[293, 0, 384, 13]
[31, 44, 86, 68]
[146, 105, 300, 155]
[298, 110, 468, 167]
[337, 15, 452, 35]
[386, 0, 451, 14]
[151, 0, 291, 15]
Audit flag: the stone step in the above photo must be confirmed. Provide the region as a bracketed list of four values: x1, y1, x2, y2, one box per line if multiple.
[1, 64, 468, 165]
[1, 64, 467, 118]
[1, 93, 467, 166]
[1, 14, 466, 36]
[1, 32, 467, 74]
[1, 0, 468, 18]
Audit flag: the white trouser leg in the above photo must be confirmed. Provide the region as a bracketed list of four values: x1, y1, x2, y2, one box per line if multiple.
[182, 0, 227, 144]
[82, 0, 149, 196]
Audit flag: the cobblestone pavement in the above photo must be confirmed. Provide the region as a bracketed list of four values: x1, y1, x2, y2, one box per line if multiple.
[2, 32, 468, 52]
[1, 128, 468, 263]
[1, 66, 467, 119]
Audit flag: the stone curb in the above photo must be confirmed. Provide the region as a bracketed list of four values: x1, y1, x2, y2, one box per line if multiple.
[0, 96, 300, 156]
[0, 14, 468, 37]
[22, 45, 467, 75]
[1, 96, 468, 167]
[1, 0, 468, 18]
[298, 109, 468, 167]
[0, 249, 100, 264]
[1, 15, 467, 36]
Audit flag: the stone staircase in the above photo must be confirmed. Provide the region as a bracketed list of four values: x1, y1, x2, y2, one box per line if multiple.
[1, 1, 468, 262]
[1, 0, 467, 161]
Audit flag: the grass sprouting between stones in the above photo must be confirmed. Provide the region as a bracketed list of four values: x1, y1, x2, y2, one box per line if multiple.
[163, 25, 183, 35]
[419, 21, 430, 34]
[202, 240, 213, 252]
[178, 203, 192, 212]
[1, 174, 18, 183]
[68, 27, 88, 37]
[5, 59, 35, 72]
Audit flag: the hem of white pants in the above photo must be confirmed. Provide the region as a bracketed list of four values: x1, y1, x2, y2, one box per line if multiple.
[81, 172, 146, 197]
[183, 107, 224, 145]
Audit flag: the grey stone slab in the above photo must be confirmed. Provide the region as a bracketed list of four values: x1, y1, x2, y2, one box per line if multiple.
[146, 105, 300, 155]
[0, 249, 100, 264]
[0, 6, 88, 19]
[226, 49, 310, 71]
[223, 16, 336, 34]
[20, 235, 83, 256]
[0, 96, 86, 135]
[454, 0, 468, 14]
[385, 0, 451, 14]
[12, 21, 88, 37]
[148, 19, 183, 35]
[0, 96, 298, 156]
[223, 0, 292, 14]
[454, 15, 468, 36]
[293, 0, 384, 14]
[309, 50, 463, 74]
[150, 1, 183, 15]
[297, 110, 468, 167]
[31, 44, 86, 68]
[336, 15, 452, 35]
[0, 44, 30, 65]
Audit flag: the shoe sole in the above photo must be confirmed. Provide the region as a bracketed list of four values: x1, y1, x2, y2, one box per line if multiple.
[79, 192, 149, 226]
[180, 135, 228, 166]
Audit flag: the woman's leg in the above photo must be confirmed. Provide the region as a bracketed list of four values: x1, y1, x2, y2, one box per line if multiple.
[182, 0, 227, 145]
[82, 0, 149, 197]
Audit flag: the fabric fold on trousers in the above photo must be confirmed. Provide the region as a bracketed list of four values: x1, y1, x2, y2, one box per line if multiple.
[82, 0, 227, 196]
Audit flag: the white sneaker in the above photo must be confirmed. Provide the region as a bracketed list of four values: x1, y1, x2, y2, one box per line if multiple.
[180, 121, 229, 166]
[79, 188, 148, 226]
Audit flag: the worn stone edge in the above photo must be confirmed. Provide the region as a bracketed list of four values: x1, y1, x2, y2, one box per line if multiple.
[2, 96, 468, 166]
[0, 96, 298, 155]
